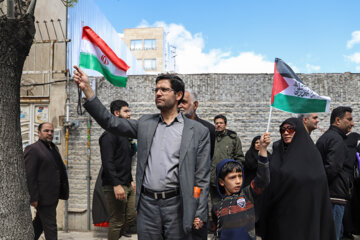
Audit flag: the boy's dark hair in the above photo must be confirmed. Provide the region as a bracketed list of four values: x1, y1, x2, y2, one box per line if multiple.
[330, 106, 352, 124]
[218, 161, 243, 180]
[214, 114, 227, 124]
[155, 74, 185, 104]
[110, 100, 129, 115]
[218, 161, 243, 195]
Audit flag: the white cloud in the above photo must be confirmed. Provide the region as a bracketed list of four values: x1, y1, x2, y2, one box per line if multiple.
[305, 64, 321, 73]
[137, 20, 274, 74]
[118, 32, 124, 38]
[347, 31, 360, 49]
[346, 52, 360, 64]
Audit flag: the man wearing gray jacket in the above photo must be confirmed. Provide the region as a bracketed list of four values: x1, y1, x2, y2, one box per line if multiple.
[73, 66, 211, 240]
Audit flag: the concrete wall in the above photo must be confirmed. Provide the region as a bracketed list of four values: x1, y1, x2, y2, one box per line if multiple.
[66, 72, 360, 230]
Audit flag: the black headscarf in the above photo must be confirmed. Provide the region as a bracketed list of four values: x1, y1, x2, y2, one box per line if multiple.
[260, 118, 336, 240]
[244, 136, 261, 187]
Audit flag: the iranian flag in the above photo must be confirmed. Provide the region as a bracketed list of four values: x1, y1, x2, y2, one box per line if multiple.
[79, 26, 130, 87]
[271, 58, 330, 113]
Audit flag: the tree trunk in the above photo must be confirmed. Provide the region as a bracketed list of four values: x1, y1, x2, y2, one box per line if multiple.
[0, 13, 35, 239]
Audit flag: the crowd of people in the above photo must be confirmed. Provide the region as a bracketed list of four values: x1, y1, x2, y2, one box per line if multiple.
[22, 68, 360, 240]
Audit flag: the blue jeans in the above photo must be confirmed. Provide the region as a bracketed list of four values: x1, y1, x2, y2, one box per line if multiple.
[332, 203, 345, 240]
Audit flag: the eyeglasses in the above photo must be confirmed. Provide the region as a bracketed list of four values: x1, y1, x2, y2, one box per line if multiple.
[153, 87, 174, 94]
[280, 126, 295, 134]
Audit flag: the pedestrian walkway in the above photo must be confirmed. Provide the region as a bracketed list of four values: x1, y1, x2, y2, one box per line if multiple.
[58, 231, 360, 240]
[58, 231, 215, 240]
[58, 230, 136, 240]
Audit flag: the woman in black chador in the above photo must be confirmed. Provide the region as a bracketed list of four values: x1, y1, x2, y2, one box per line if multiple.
[243, 136, 261, 187]
[260, 118, 336, 240]
[244, 136, 271, 187]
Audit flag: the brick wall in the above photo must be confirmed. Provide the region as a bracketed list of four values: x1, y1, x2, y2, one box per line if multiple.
[66, 72, 360, 230]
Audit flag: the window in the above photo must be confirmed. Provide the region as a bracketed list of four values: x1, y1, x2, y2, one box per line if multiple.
[144, 39, 156, 50]
[130, 40, 142, 50]
[144, 59, 157, 71]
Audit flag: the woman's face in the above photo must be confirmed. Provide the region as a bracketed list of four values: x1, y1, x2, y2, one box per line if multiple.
[280, 123, 296, 144]
[254, 139, 260, 151]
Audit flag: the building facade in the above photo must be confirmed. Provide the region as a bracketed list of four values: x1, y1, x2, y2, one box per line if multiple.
[122, 27, 166, 73]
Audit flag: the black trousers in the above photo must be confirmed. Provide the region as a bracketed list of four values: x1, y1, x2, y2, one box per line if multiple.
[186, 224, 208, 240]
[33, 203, 58, 240]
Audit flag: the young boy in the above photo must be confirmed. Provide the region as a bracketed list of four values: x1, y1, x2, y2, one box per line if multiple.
[212, 132, 270, 240]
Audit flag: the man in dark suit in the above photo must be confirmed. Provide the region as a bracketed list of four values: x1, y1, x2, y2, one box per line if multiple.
[74, 66, 210, 240]
[24, 122, 69, 240]
[179, 89, 215, 240]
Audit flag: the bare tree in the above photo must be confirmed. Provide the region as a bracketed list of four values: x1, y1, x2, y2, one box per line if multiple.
[0, 0, 37, 239]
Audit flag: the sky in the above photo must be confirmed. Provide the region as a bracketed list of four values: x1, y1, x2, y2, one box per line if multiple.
[93, 0, 360, 74]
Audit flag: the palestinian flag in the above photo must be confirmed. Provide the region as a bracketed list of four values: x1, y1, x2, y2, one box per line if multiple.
[79, 26, 130, 87]
[271, 58, 330, 114]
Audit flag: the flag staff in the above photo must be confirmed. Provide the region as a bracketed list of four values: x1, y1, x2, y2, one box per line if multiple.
[266, 106, 272, 132]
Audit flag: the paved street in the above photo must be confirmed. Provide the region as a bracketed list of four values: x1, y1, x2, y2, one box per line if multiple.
[57, 231, 360, 240]
[58, 231, 215, 239]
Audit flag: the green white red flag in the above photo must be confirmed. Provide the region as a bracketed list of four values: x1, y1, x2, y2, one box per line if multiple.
[271, 58, 330, 113]
[79, 26, 130, 87]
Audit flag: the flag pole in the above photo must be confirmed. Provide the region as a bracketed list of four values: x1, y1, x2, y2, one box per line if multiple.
[266, 106, 272, 132]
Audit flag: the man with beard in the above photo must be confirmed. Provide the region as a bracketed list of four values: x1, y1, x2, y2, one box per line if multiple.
[179, 90, 215, 158]
[179, 90, 215, 239]
[98, 100, 136, 240]
[73, 66, 211, 240]
[299, 113, 320, 135]
[316, 106, 354, 240]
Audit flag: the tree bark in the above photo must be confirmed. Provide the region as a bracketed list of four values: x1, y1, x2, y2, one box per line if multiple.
[0, 13, 35, 239]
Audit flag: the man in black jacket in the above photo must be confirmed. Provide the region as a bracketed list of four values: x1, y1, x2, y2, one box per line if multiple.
[316, 106, 354, 240]
[24, 122, 69, 240]
[179, 89, 215, 240]
[99, 100, 136, 240]
[179, 90, 215, 158]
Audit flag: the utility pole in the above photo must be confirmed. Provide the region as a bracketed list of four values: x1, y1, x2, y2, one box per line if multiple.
[170, 45, 176, 72]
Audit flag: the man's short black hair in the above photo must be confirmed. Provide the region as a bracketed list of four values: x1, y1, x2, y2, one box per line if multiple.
[330, 106, 352, 124]
[110, 100, 129, 115]
[155, 74, 185, 104]
[38, 122, 52, 132]
[38, 123, 45, 132]
[218, 161, 243, 180]
[214, 114, 227, 124]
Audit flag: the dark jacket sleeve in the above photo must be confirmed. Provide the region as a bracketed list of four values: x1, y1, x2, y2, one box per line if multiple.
[317, 135, 345, 181]
[99, 132, 121, 186]
[246, 156, 270, 202]
[24, 146, 39, 203]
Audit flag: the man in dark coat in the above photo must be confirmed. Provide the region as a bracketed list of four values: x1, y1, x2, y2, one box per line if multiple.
[179, 89, 215, 158]
[316, 106, 354, 240]
[24, 122, 69, 240]
[179, 89, 215, 240]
